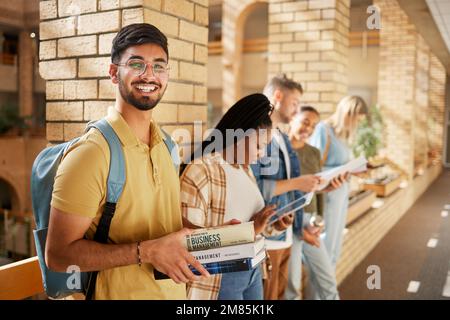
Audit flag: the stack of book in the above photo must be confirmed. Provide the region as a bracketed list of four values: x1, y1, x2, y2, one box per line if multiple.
[154, 222, 266, 279]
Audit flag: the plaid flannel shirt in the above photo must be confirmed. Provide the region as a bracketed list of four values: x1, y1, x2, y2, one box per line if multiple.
[180, 153, 256, 300]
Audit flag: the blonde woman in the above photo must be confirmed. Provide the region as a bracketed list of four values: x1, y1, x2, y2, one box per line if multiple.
[309, 96, 368, 268]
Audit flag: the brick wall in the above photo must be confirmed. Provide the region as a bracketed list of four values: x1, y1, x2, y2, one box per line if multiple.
[39, 0, 208, 143]
[267, 0, 350, 117]
[376, 0, 447, 178]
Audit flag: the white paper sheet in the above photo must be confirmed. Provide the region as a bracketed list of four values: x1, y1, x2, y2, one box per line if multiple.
[316, 155, 368, 191]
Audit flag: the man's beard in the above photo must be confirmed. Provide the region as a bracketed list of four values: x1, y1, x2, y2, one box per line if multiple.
[280, 112, 291, 124]
[277, 109, 292, 124]
[118, 76, 165, 111]
[274, 101, 292, 124]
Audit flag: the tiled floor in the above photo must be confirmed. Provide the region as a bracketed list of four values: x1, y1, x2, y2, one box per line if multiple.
[339, 169, 450, 300]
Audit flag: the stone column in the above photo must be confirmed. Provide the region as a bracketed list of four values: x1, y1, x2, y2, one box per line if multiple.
[39, 0, 208, 143]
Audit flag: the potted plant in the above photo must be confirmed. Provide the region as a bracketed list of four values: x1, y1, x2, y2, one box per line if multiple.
[352, 104, 383, 160]
[347, 105, 383, 219]
[352, 105, 403, 197]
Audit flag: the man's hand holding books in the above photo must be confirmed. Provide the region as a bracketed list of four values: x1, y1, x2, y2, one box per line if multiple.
[142, 228, 210, 284]
[154, 222, 266, 279]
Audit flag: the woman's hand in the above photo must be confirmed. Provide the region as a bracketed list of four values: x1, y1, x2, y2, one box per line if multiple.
[351, 171, 368, 178]
[183, 217, 241, 229]
[251, 205, 276, 235]
[273, 213, 294, 232]
[221, 219, 242, 226]
[302, 227, 320, 247]
[322, 172, 349, 192]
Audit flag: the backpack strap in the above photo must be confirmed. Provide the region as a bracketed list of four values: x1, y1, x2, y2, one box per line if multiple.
[161, 129, 181, 174]
[83, 121, 178, 299]
[84, 118, 126, 300]
[87, 119, 126, 207]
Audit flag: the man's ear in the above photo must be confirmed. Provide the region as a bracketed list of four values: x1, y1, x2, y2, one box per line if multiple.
[109, 64, 119, 84]
[273, 89, 283, 107]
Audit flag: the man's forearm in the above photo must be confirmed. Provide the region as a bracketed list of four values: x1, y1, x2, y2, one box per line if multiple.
[273, 178, 298, 196]
[46, 239, 138, 272]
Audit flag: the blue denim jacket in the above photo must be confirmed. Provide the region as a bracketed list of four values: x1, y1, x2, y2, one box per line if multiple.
[251, 130, 304, 240]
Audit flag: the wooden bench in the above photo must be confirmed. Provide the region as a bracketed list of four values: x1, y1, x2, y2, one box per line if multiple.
[0, 256, 85, 300]
[0, 256, 44, 300]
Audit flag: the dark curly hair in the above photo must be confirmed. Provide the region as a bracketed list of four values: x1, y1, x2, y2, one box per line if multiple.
[111, 23, 169, 63]
[188, 93, 273, 163]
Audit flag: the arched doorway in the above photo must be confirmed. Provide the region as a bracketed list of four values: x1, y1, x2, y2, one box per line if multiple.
[0, 178, 28, 264]
[0, 178, 20, 213]
[240, 2, 268, 97]
[221, 0, 269, 112]
[207, 0, 269, 126]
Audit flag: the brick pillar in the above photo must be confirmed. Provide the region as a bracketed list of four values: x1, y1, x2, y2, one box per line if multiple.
[267, 0, 350, 117]
[39, 0, 208, 143]
[414, 34, 430, 170]
[428, 53, 446, 164]
[19, 31, 34, 120]
[376, 0, 417, 179]
[375, 0, 442, 179]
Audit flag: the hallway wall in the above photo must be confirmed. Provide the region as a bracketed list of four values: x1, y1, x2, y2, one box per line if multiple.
[267, 0, 350, 118]
[39, 0, 209, 144]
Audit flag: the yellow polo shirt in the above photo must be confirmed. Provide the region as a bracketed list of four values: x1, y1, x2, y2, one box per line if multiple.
[51, 107, 185, 300]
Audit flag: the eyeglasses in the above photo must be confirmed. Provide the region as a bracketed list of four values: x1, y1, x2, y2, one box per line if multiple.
[115, 59, 170, 77]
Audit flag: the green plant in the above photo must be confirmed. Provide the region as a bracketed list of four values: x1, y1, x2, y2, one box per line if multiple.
[0, 103, 28, 135]
[352, 105, 383, 159]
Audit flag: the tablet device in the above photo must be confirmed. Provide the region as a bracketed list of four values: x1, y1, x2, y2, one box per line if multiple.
[268, 192, 314, 226]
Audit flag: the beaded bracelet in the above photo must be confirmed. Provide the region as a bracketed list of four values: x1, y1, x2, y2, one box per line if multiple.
[137, 241, 142, 267]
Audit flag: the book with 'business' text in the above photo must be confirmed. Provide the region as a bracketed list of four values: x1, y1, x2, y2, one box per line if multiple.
[185, 221, 255, 251]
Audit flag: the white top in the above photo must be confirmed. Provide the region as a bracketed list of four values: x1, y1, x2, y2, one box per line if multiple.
[223, 164, 265, 223]
[265, 129, 293, 250]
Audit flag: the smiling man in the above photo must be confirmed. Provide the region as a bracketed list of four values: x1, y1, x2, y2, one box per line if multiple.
[45, 23, 209, 300]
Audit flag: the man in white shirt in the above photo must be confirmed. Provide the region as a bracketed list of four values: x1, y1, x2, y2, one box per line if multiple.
[252, 74, 320, 299]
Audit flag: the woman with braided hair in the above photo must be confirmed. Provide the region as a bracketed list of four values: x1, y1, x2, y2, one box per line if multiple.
[180, 93, 276, 300]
